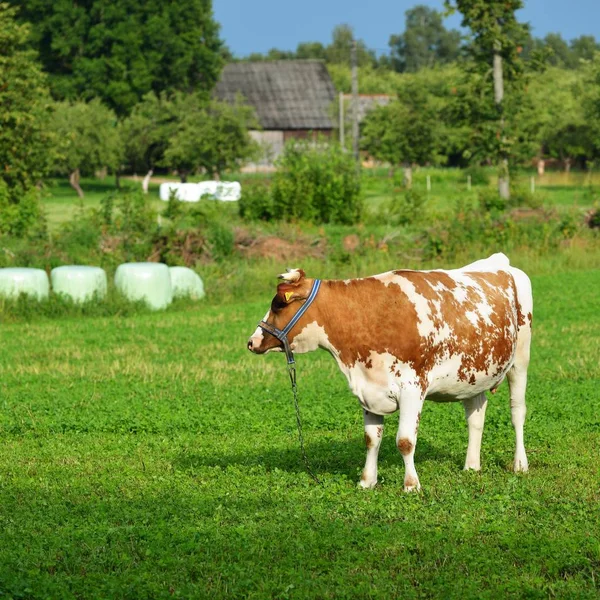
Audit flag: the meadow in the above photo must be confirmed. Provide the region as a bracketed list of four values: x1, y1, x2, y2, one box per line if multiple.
[0, 168, 598, 598]
[0, 263, 599, 598]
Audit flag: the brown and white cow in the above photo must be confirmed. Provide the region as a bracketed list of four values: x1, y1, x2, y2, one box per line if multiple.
[247, 253, 532, 491]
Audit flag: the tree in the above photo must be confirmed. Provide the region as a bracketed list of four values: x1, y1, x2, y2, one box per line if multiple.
[163, 96, 259, 182]
[580, 54, 600, 163]
[541, 33, 573, 68]
[389, 5, 462, 73]
[121, 92, 176, 192]
[570, 35, 600, 65]
[51, 99, 122, 198]
[9, 0, 224, 116]
[325, 24, 376, 67]
[361, 82, 443, 186]
[0, 3, 56, 203]
[445, 0, 533, 199]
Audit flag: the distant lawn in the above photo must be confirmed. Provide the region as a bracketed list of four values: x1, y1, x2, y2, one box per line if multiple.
[42, 168, 599, 230]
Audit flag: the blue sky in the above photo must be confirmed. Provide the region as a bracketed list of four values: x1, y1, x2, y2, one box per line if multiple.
[214, 0, 600, 58]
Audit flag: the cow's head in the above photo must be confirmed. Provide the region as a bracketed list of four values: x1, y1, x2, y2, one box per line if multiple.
[247, 268, 315, 354]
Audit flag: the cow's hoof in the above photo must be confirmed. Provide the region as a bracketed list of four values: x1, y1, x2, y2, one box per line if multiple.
[513, 457, 529, 473]
[463, 463, 481, 471]
[403, 475, 421, 492]
[359, 476, 377, 489]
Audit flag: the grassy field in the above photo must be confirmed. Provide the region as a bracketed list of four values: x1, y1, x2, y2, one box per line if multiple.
[0, 267, 599, 598]
[42, 167, 600, 230]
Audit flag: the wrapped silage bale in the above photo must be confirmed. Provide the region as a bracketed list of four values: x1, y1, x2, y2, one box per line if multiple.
[51, 266, 107, 303]
[215, 181, 241, 201]
[159, 183, 207, 202]
[0, 268, 49, 300]
[114, 262, 172, 310]
[169, 267, 205, 300]
[196, 181, 219, 199]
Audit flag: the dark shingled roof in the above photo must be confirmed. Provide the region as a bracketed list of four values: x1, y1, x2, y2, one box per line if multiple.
[214, 61, 336, 130]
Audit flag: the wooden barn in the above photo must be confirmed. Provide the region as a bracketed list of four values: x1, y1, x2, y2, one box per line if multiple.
[214, 60, 337, 167]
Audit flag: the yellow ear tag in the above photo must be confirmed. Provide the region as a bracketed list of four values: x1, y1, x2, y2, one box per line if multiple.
[284, 291, 294, 302]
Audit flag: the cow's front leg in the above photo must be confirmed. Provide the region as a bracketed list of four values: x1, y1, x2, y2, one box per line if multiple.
[396, 391, 424, 492]
[360, 409, 384, 489]
[463, 392, 488, 470]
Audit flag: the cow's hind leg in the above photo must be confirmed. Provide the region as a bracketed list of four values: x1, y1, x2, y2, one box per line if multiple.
[396, 391, 425, 492]
[360, 410, 384, 489]
[506, 320, 531, 472]
[507, 363, 529, 472]
[463, 392, 488, 471]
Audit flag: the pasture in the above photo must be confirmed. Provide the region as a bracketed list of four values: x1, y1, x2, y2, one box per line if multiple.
[0, 266, 599, 598]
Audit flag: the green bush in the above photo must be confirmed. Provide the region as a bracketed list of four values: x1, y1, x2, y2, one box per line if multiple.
[238, 183, 274, 221]
[271, 140, 362, 224]
[383, 189, 427, 226]
[510, 185, 544, 209]
[478, 188, 507, 214]
[464, 165, 491, 186]
[0, 185, 46, 238]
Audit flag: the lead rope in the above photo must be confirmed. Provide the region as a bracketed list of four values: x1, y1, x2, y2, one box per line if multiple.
[287, 363, 321, 485]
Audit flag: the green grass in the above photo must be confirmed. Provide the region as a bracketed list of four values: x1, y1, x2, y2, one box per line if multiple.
[42, 167, 600, 231]
[0, 268, 599, 598]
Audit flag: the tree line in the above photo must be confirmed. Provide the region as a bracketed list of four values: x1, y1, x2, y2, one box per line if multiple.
[240, 5, 600, 74]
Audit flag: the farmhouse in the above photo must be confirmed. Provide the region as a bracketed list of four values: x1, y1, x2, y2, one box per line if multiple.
[214, 60, 337, 167]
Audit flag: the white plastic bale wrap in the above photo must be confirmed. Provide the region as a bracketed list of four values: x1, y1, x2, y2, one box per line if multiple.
[159, 182, 205, 202]
[0, 268, 49, 300]
[215, 181, 241, 201]
[159, 181, 241, 202]
[114, 262, 172, 310]
[51, 266, 107, 303]
[169, 267, 205, 300]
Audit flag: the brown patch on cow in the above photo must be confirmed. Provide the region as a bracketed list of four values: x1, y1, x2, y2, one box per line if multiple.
[404, 475, 419, 488]
[360, 470, 368, 482]
[468, 373, 476, 385]
[376, 425, 383, 438]
[527, 312, 533, 325]
[397, 438, 413, 455]
[364, 433, 374, 449]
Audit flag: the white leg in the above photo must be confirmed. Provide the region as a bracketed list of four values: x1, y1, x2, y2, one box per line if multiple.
[463, 392, 487, 471]
[396, 391, 424, 492]
[507, 365, 529, 472]
[360, 410, 384, 489]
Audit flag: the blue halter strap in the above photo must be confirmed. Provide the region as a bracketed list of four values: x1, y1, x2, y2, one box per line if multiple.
[258, 279, 321, 366]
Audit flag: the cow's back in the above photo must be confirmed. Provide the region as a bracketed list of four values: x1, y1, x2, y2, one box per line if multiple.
[316, 255, 522, 410]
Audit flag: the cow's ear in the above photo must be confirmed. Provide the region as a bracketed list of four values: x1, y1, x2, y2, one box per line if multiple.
[277, 268, 305, 284]
[276, 283, 306, 304]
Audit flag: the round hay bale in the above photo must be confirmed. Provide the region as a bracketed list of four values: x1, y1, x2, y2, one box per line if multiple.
[0, 267, 50, 300]
[114, 262, 172, 310]
[0, 268, 49, 300]
[169, 266, 205, 300]
[51, 266, 107, 303]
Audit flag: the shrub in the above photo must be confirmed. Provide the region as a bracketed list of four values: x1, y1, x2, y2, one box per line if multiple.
[0, 185, 46, 238]
[383, 189, 427, 226]
[238, 183, 274, 221]
[271, 140, 362, 224]
[478, 188, 507, 214]
[510, 185, 544, 209]
[464, 165, 491, 186]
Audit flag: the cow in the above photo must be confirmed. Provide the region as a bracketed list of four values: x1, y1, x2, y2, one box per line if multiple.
[247, 253, 532, 491]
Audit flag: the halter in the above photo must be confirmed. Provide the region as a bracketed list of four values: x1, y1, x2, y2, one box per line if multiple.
[258, 279, 321, 366]
[257, 278, 323, 484]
